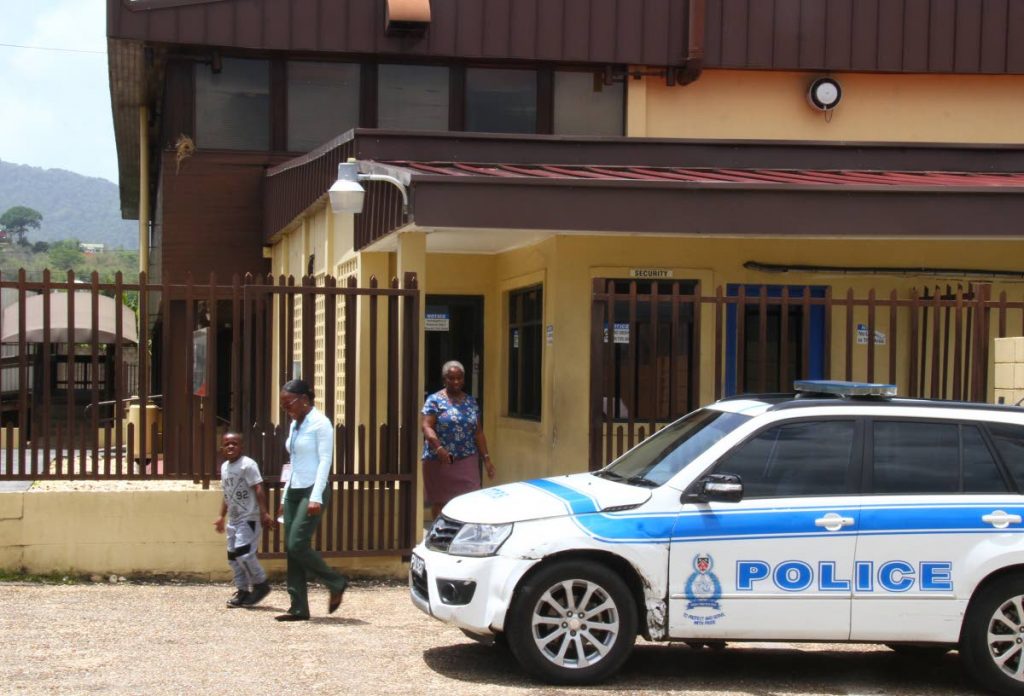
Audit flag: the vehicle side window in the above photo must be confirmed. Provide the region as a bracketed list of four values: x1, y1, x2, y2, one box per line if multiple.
[963, 425, 1009, 493]
[714, 420, 855, 498]
[871, 421, 1008, 494]
[986, 423, 1024, 491]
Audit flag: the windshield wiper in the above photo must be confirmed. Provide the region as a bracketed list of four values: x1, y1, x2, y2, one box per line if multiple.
[593, 469, 626, 481]
[625, 474, 660, 488]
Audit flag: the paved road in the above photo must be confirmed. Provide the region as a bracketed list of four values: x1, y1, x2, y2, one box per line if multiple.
[0, 580, 982, 695]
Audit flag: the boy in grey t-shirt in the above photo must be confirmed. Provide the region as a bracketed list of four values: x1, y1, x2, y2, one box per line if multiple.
[213, 432, 274, 608]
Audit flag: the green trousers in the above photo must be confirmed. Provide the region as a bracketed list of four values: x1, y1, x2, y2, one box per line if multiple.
[282, 486, 348, 618]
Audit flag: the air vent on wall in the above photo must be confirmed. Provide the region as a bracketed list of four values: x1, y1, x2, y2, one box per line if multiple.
[385, 0, 431, 36]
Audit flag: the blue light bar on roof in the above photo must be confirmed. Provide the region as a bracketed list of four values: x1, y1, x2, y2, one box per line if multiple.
[793, 380, 897, 398]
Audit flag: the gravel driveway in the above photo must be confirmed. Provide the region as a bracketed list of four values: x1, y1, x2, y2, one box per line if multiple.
[0, 580, 982, 695]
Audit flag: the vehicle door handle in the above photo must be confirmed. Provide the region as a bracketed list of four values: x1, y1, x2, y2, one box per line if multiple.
[814, 513, 855, 532]
[982, 510, 1023, 529]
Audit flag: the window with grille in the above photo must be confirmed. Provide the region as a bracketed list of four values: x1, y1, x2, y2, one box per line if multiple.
[508, 285, 543, 420]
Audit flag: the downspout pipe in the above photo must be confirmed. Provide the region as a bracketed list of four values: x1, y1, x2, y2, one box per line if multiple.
[138, 104, 150, 275]
[679, 0, 705, 85]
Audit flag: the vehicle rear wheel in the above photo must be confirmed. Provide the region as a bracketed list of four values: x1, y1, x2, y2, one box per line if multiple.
[506, 559, 638, 685]
[961, 574, 1024, 695]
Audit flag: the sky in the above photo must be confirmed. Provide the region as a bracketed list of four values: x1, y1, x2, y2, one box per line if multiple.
[0, 0, 117, 183]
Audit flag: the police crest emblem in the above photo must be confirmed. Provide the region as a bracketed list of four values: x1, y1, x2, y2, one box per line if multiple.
[683, 553, 725, 625]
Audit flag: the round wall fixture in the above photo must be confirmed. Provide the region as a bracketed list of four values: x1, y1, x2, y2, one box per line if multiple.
[808, 77, 842, 111]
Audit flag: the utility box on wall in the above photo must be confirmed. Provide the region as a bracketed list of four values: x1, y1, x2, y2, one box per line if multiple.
[992, 337, 1024, 406]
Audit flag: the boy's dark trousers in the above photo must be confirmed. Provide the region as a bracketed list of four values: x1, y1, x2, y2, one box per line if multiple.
[281, 485, 348, 618]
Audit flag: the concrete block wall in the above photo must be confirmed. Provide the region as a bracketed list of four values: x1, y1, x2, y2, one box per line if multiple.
[992, 337, 1024, 406]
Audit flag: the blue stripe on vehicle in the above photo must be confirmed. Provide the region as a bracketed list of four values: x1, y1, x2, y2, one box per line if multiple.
[523, 478, 1024, 544]
[523, 478, 601, 515]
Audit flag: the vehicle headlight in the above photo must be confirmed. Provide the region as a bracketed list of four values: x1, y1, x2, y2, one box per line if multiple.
[448, 522, 513, 557]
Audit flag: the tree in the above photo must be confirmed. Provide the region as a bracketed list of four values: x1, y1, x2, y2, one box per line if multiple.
[47, 239, 84, 271]
[0, 206, 43, 246]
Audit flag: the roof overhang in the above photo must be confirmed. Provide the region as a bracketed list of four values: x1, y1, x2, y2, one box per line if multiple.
[265, 131, 1024, 252]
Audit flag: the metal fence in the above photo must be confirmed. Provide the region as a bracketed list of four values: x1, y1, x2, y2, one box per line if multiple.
[589, 279, 1019, 468]
[0, 269, 421, 558]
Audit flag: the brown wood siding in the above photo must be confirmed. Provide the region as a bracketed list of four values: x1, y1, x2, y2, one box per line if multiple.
[704, 0, 1024, 73]
[159, 60, 195, 151]
[110, 0, 1024, 74]
[158, 150, 279, 283]
[109, 0, 692, 67]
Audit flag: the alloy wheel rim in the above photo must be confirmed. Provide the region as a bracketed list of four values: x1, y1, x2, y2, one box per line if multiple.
[530, 579, 620, 669]
[987, 594, 1024, 681]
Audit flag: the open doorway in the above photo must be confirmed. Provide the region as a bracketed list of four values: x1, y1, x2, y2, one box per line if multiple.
[424, 295, 484, 411]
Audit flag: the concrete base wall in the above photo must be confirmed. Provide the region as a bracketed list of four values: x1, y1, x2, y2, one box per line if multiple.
[0, 490, 407, 580]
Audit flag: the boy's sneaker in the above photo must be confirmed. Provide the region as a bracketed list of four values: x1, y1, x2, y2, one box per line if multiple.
[243, 582, 271, 607]
[226, 589, 250, 608]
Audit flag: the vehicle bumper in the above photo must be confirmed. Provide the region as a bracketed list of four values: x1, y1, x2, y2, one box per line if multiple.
[409, 542, 537, 636]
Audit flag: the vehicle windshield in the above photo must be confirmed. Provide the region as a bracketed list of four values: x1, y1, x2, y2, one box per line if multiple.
[596, 409, 751, 487]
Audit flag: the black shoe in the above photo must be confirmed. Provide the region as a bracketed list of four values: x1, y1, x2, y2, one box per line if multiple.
[275, 612, 309, 622]
[226, 589, 250, 608]
[328, 577, 349, 615]
[243, 582, 271, 607]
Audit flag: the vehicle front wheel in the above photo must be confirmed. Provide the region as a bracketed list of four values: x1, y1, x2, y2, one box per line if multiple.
[961, 574, 1024, 695]
[506, 559, 638, 685]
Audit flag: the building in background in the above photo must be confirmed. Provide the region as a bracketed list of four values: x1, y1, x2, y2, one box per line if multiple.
[108, 0, 1024, 484]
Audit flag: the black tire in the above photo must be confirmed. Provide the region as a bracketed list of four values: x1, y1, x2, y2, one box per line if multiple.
[505, 559, 638, 685]
[885, 643, 953, 659]
[961, 574, 1024, 696]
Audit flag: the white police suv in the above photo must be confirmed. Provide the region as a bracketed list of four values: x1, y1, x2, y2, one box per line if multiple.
[410, 381, 1024, 694]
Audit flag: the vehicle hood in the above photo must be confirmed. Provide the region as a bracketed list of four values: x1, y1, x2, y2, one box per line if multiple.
[442, 473, 653, 525]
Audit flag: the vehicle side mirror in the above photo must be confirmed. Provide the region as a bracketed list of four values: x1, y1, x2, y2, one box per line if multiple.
[683, 473, 744, 504]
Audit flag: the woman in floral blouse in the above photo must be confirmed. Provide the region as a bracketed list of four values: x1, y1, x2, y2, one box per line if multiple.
[421, 360, 496, 519]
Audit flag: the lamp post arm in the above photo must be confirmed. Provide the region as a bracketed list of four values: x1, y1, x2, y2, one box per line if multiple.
[358, 173, 409, 212]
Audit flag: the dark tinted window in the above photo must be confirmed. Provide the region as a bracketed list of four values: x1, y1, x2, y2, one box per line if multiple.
[508, 285, 542, 419]
[716, 420, 855, 498]
[553, 71, 623, 136]
[287, 61, 360, 152]
[987, 423, 1024, 490]
[195, 58, 270, 150]
[873, 421, 958, 493]
[378, 64, 449, 130]
[963, 425, 1008, 493]
[466, 68, 536, 134]
[872, 421, 1008, 494]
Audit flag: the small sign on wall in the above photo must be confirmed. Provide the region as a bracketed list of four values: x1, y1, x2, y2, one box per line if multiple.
[856, 323, 887, 345]
[602, 322, 631, 344]
[630, 268, 673, 279]
[425, 308, 450, 332]
[546, 325, 554, 345]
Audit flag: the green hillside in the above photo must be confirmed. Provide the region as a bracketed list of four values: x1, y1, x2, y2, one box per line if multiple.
[0, 160, 136, 249]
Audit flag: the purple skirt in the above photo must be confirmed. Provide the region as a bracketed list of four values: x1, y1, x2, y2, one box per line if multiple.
[423, 453, 481, 506]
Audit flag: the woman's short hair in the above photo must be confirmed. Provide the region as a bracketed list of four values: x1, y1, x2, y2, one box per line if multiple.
[282, 378, 315, 401]
[441, 360, 465, 378]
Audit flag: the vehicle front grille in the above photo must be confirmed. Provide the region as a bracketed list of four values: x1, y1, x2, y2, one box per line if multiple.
[425, 515, 463, 553]
[411, 568, 429, 600]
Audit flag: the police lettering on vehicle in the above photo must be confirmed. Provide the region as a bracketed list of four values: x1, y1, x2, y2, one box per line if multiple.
[736, 560, 954, 592]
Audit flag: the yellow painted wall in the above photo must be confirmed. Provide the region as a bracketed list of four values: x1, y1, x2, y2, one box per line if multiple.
[0, 490, 405, 578]
[634, 70, 1024, 142]
[459, 235, 1024, 484]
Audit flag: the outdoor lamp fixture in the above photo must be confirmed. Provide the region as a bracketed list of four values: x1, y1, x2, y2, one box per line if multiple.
[329, 159, 409, 215]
